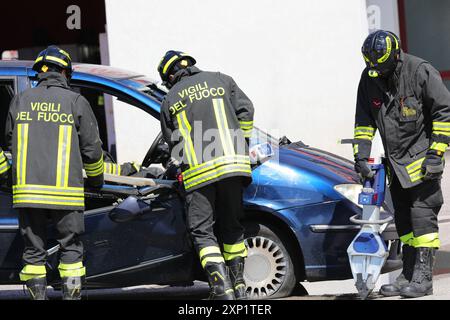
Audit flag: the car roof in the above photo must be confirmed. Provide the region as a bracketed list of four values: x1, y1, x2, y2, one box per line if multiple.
[0, 60, 163, 117]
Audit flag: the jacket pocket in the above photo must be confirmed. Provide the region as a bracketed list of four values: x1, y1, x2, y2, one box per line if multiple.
[408, 139, 430, 158]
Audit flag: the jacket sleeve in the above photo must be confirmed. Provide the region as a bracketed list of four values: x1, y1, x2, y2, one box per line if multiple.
[354, 74, 377, 160]
[416, 63, 450, 155]
[75, 95, 104, 187]
[160, 98, 175, 150]
[228, 76, 255, 138]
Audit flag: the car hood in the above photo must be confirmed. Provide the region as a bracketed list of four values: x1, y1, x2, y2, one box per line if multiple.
[245, 142, 360, 210]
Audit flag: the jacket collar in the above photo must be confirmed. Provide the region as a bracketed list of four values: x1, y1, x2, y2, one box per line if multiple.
[172, 66, 202, 85]
[37, 72, 70, 89]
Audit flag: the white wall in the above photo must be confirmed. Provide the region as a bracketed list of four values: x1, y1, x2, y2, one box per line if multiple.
[105, 0, 369, 162]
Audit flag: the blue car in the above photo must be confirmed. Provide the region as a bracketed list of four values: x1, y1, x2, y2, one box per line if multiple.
[0, 61, 400, 299]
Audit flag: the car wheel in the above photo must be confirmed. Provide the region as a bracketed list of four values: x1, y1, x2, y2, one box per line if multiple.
[243, 222, 297, 299]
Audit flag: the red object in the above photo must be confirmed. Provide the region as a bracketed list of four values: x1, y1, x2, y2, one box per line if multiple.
[368, 158, 375, 164]
[177, 173, 183, 183]
[371, 98, 382, 109]
[373, 193, 378, 203]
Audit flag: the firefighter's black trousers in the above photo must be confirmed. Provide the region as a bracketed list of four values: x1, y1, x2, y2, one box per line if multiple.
[19, 208, 85, 266]
[389, 174, 443, 239]
[186, 177, 245, 253]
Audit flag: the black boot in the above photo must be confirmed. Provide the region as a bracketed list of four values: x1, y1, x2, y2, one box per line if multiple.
[62, 276, 84, 300]
[400, 247, 436, 298]
[25, 277, 47, 300]
[204, 263, 235, 300]
[380, 244, 416, 297]
[227, 257, 247, 300]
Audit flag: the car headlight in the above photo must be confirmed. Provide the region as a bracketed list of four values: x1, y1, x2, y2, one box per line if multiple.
[334, 184, 363, 208]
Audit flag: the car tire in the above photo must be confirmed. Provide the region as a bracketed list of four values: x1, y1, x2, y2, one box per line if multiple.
[243, 222, 297, 299]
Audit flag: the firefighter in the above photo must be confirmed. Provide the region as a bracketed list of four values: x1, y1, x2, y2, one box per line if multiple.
[5, 46, 104, 300]
[158, 51, 254, 300]
[354, 30, 450, 298]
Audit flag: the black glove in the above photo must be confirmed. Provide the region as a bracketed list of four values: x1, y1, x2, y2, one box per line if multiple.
[354, 159, 375, 180]
[421, 151, 444, 181]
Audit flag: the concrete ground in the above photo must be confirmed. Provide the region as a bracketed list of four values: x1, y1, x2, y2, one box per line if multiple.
[0, 155, 449, 300]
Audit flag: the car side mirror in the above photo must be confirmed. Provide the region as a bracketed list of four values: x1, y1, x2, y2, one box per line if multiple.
[109, 195, 152, 223]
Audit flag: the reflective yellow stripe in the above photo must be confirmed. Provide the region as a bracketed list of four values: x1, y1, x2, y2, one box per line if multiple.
[176, 111, 198, 166]
[433, 131, 450, 137]
[368, 70, 379, 77]
[354, 135, 373, 141]
[223, 242, 248, 261]
[430, 142, 448, 153]
[45, 55, 68, 67]
[201, 257, 225, 269]
[363, 54, 370, 63]
[184, 167, 251, 190]
[58, 262, 86, 278]
[224, 249, 248, 261]
[35, 56, 43, 63]
[239, 121, 253, 126]
[223, 242, 246, 253]
[17, 123, 29, 185]
[13, 185, 84, 197]
[433, 122, 450, 131]
[413, 233, 440, 248]
[0, 152, 10, 174]
[13, 184, 83, 192]
[400, 232, 414, 245]
[20, 265, 46, 281]
[213, 98, 235, 156]
[354, 126, 375, 135]
[406, 157, 426, 173]
[14, 193, 84, 207]
[56, 125, 72, 188]
[183, 155, 250, 180]
[162, 55, 179, 74]
[84, 155, 104, 177]
[353, 144, 359, 155]
[199, 246, 222, 258]
[377, 36, 392, 63]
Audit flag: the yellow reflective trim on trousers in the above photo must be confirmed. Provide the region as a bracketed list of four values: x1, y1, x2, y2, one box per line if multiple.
[199, 246, 222, 259]
[201, 257, 225, 269]
[20, 265, 47, 281]
[400, 232, 414, 245]
[176, 111, 198, 166]
[184, 165, 251, 190]
[377, 36, 392, 63]
[183, 155, 250, 179]
[58, 262, 86, 277]
[223, 242, 246, 253]
[224, 249, 248, 261]
[162, 55, 180, 75]
[213, 98, 235, 156]
[413, 233, 440, 248]
[430, 142, 448, 153]
[45, 55, 69, 67]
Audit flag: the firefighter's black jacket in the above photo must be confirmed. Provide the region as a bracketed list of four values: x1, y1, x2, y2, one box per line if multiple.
[354, 52, 450, 188]
[5, 72, 104, 210]
[160, 66, 254, 192]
